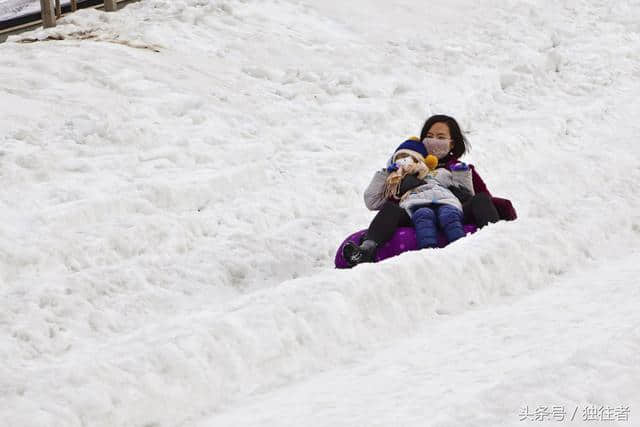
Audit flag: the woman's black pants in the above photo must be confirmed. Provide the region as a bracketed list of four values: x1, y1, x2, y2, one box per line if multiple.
[365, 201, 412, 244]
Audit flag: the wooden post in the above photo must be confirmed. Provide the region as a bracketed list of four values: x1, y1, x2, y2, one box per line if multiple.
[104, 0, 117, 11]
[55, 0, 61, 18]
[39, 0, 56, 27]
[70, 0, 77, 12]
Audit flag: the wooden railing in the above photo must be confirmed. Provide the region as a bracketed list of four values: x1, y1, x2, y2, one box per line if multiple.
[0, 0, 135, 40]
[39, 0, 118, 27]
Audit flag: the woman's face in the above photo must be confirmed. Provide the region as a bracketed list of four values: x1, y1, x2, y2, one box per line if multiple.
[426, 122, 453, 150]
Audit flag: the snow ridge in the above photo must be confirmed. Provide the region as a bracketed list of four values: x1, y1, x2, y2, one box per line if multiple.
[1, 0, 639, 425]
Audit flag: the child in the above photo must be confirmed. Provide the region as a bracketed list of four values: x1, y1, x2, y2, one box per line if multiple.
[343, 138, 474, 266]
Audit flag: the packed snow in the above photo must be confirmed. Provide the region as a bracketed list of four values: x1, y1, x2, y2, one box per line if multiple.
[1, 0, 639, 426]
[196, 252, 640, 427]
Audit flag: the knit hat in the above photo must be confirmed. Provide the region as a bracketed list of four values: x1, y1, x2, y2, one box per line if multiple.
[393, 137, 428, 163]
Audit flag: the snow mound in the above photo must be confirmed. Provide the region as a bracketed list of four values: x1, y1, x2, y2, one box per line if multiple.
[1, 0, 639, 425]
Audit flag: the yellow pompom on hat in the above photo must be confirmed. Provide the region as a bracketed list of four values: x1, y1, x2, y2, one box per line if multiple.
[424, 154, 438, 170]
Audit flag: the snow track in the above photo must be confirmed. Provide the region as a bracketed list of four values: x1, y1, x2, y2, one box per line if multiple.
[1, 0, 639, 426]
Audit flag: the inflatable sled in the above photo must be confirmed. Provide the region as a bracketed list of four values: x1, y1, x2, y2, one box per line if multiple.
[333, 157, 518, 269]
[334, 224, 477, 269]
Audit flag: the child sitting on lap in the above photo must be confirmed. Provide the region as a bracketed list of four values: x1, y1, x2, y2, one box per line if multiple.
[343, 138, 474, 265]
[389, 139, 473, 249]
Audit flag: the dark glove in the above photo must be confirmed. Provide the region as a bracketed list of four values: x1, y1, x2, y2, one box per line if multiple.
[399, 174, 424, 196]
[449, 185, 473, 204]
[463, 192, 500, 228]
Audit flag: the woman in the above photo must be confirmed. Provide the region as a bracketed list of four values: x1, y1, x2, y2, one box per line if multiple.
[343, 114, 517, 266]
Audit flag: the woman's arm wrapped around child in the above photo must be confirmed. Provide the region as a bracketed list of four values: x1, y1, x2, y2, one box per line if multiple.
[384, 161, 429, 200]
[363, 155, 431, 210]
[363, 169, 390, 211]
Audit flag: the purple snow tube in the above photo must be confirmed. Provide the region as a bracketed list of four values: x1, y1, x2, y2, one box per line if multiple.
[334, 225, 477, 269]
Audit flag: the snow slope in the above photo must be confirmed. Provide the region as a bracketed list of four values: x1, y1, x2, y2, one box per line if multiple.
[1, 0, 639, 426]
[0, 0, 40, 21]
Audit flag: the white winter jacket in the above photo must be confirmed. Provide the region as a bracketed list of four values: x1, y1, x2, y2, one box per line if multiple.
[399, 168, 462, 212]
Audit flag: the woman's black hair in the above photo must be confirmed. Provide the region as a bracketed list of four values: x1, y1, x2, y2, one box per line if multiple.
[419, 114, 470, 161]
